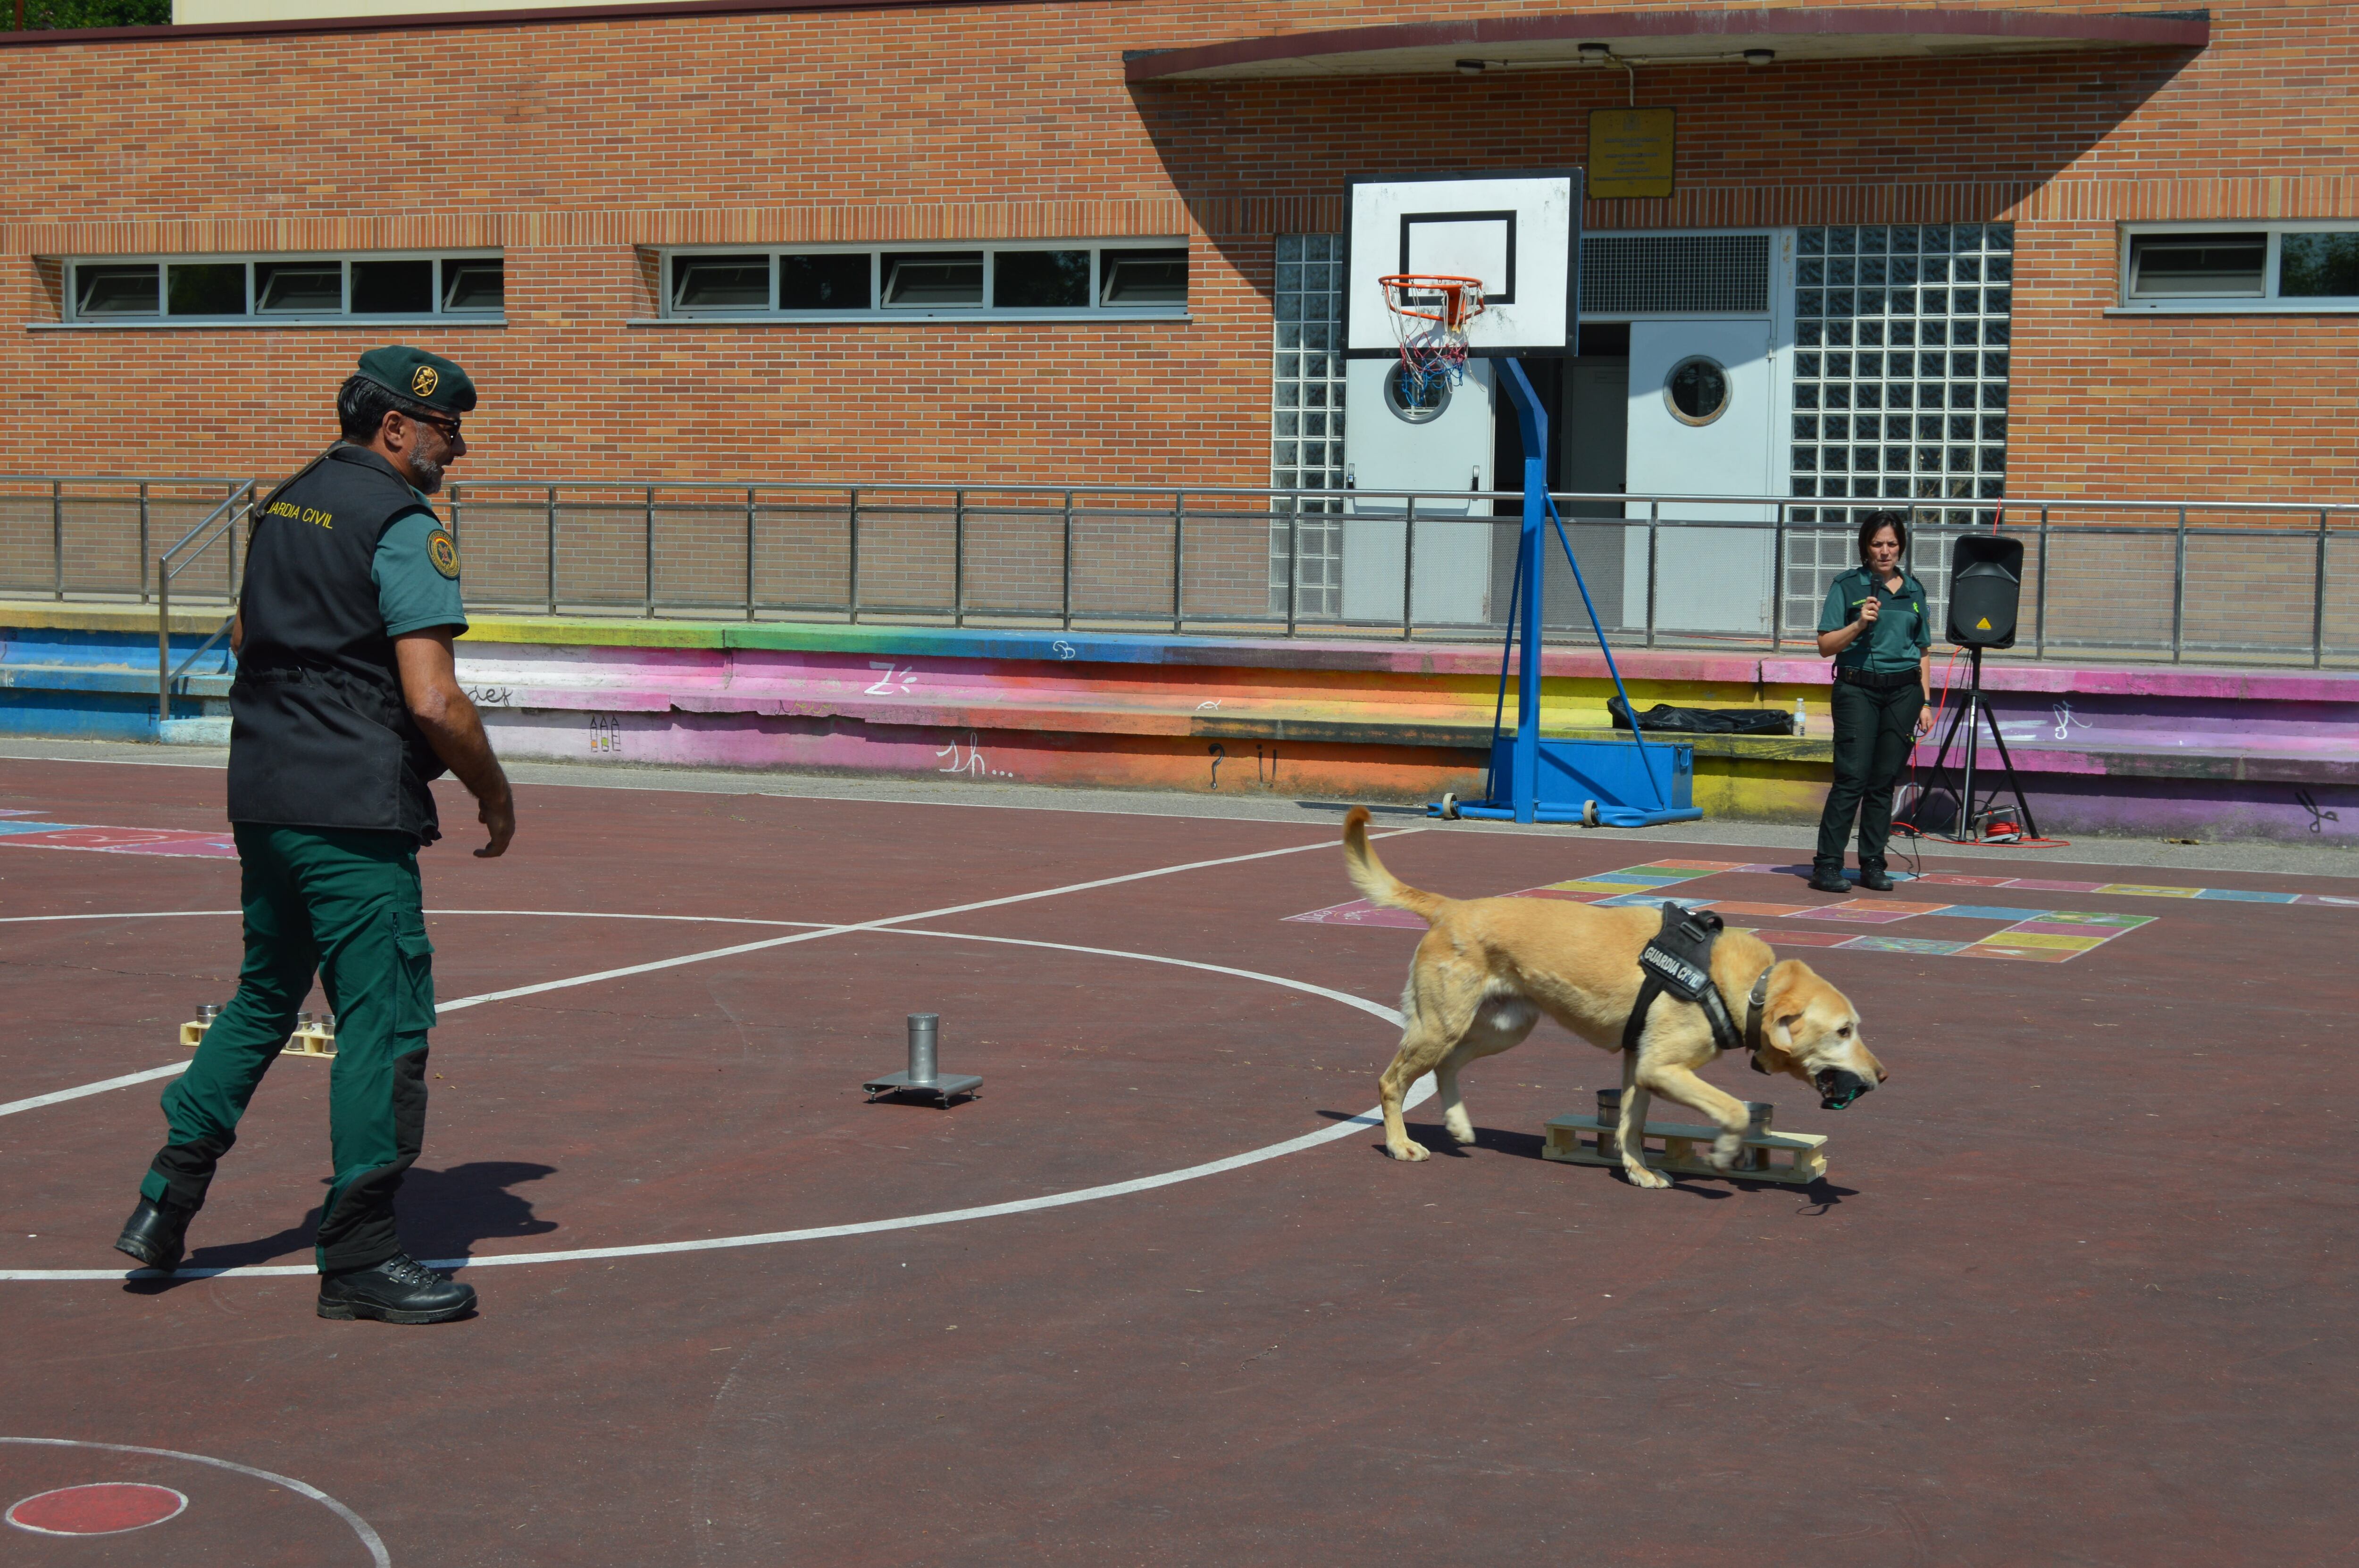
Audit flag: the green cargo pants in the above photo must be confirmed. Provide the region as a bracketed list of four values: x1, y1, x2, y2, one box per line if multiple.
[1813, 677, 1926, 875]
[141, 823, 437, 1273]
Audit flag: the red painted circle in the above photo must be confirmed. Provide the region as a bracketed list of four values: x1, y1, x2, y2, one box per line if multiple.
[6, 1482, 188, 1535]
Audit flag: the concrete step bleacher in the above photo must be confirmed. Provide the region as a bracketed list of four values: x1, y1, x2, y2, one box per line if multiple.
[2, 601, 2352, 840]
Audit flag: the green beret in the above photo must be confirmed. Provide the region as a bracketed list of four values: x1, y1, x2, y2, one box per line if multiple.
[356, 346, 477, 414]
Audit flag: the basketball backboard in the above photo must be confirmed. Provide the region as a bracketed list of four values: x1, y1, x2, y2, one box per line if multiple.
[1344, 171, 1581, 359]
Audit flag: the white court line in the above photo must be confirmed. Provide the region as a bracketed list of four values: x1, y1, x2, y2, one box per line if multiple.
[430, 828, 1419, 1014]
[0, 1437, 389, 1567]
[0, 832, 1433, 1279]
[0, 909, 239, 924]
[5, 929, 1423, 1279]
[0, 831, 1413, 1119]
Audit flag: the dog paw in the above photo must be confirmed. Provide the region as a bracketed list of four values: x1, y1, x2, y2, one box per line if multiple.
[1444, 1117, 1478, 1146]
[1388, 1140, 1433, 1162]
[1709, 1132, 1744, 1171]
[1621, 1162, 1672, 1190]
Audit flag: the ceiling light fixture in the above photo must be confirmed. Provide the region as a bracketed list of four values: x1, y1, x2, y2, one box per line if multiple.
[1743, 49, 1776, 67]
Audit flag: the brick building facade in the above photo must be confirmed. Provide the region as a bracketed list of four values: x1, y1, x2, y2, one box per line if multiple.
[3, 1, 2354, 636]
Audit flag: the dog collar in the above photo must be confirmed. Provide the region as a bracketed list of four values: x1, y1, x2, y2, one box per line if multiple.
[1743, 966, 1774, 1075]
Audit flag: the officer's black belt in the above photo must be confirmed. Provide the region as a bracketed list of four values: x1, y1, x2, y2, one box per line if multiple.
[1833, 667, 1923, 690]
[1620, 902, 1775, 1074]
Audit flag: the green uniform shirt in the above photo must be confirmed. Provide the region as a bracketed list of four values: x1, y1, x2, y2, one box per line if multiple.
[1819, 566, 1929, 675]
[373, 509, 468, 637]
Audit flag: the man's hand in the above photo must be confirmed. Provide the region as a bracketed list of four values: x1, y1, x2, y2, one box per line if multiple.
[475, 785, 516, 859]
[394, 628, 515, 858]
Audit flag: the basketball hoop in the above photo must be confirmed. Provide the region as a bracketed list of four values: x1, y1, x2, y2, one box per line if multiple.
[1379, 273, 1488, 405]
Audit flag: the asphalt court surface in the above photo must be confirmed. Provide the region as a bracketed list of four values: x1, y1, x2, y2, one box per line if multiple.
[3, 756, 2356, 1565]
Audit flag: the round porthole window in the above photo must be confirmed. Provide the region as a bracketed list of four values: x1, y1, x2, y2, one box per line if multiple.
[1664, 356, 1731, 426]
[1384, 362, 1451, 424]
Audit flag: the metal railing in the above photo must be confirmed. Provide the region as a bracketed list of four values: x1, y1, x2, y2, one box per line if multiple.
[153, 482, 256, 722]
[420, 479, 2359, 668]
[0, 475, 2351, 688]
[0, 476, 251, 605]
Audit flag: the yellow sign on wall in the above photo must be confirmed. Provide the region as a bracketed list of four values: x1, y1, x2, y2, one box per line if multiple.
[1588, 108, 1676, 199]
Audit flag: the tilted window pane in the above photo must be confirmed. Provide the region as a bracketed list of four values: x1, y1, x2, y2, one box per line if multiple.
[2128, 233, 2266, 297]
[167, 263, 247, 316]
[778, 253, 870, 309]
[1102, 248, 1188, 304]
[994, 250, 1089, 308]
[351, 259, 434, 314]
[75, 264, 159, 317]
[443, 259, 505, 311]
[882, 252, 983, 307]
[673, 255, 770, 311]
[255, 261, 344, 314]
[2281, 233, 2359, 298]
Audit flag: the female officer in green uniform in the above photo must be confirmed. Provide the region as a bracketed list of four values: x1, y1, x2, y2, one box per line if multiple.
[1810, 510, 1933, 894]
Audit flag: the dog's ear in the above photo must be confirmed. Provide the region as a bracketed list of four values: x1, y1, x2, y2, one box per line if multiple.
[1763, 960, 1815, 1049]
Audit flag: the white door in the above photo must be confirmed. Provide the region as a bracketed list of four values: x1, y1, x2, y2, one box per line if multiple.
[1623, 319, 1777, 636]
[1342, 359, 1494, 626]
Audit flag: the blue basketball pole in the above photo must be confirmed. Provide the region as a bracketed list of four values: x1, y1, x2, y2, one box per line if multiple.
[1431, 358, 1702, 827]
[1508, 360, 1547, 822]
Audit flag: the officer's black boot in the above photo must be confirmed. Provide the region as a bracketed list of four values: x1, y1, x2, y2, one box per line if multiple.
[1807, 863, 1853, 895]
[317, 1253, 477, 1324]
[1858, 862, 1897, 892]
[114, 1195, 197, 1273]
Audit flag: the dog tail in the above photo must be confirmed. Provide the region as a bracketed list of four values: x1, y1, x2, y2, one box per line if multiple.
[1341, 806, 1449, 923]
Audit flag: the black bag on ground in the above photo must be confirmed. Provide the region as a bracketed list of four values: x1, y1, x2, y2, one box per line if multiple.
[1607, 696, 1794, 736]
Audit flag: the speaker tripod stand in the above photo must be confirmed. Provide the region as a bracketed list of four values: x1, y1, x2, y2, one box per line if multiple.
[1910, 645, 2039, 844]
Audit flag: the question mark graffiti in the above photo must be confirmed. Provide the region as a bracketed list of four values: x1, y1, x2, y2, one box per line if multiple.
[1208, 743, 1226, 790]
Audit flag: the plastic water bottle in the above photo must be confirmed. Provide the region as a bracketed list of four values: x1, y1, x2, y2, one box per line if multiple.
[1793, 696, 1807, 737]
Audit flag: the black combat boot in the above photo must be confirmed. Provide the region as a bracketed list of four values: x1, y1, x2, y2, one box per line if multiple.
[1807, 865, 1853, 895]
[114, 1195, 197, 1273]
[317, 1253, 477, 1324]
[1857, 863, 1897, 892]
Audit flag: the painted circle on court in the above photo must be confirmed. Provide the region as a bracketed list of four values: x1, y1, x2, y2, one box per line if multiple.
[2, 909, 1427, 1281]
[7, 1482, 188, 1535]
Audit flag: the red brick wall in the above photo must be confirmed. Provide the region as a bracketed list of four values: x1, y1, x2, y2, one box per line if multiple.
[3, 0, 2355, 507]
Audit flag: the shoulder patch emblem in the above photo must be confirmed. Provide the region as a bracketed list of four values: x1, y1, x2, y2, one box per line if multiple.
[427, 528, 460, 579]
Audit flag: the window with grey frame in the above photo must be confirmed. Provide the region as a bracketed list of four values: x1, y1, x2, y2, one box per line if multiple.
[1272, 234, 1347, 616]
[1786, 223, 2012, 634]
[66, 255, 504, 322]
[664, 244, 1188, 317]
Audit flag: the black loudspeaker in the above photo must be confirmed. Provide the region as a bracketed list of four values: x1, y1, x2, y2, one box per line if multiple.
[1948, 534, 2024, 649]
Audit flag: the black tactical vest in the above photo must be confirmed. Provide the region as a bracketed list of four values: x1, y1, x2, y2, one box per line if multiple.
[227, 444, 448, 843]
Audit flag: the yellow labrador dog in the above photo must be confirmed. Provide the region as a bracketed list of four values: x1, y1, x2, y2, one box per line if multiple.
[1341, 808, 1887, 1187]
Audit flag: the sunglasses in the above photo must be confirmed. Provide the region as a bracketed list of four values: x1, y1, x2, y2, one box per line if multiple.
[408, 411, 463, 442]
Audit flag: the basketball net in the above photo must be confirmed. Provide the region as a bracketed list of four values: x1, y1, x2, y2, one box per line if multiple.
[1379, 274, 1487, 405]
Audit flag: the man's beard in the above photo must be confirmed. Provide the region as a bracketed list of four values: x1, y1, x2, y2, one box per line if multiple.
[408, 445, 446, 493]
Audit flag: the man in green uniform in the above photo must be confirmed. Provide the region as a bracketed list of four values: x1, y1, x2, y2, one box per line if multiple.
[1810, 511, 1933, 894]
[114, 346, 515, 1325]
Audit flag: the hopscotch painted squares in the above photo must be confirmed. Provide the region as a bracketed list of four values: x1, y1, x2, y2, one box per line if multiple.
[1284, 854, 2338, 966]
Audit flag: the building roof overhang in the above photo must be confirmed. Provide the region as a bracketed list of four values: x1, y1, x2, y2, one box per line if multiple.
[1123, 8, 2210, 83]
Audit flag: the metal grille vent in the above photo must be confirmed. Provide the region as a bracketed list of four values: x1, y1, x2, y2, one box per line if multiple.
[1581, 234, 1771, 314]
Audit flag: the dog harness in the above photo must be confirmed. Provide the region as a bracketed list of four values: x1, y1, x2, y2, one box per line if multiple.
[1620, 903, 1775, 1073]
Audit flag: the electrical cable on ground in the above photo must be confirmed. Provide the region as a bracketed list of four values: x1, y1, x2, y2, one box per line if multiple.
[1892, 646, 2071, 860]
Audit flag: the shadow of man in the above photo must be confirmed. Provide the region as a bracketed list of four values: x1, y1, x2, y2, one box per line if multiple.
[125, 1161, 558, 1292]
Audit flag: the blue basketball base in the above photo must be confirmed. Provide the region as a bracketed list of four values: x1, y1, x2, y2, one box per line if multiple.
[1430, 737, 1703, 827]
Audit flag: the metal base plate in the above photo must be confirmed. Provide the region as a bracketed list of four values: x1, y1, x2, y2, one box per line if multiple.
[861, 1071, 983, 1106]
